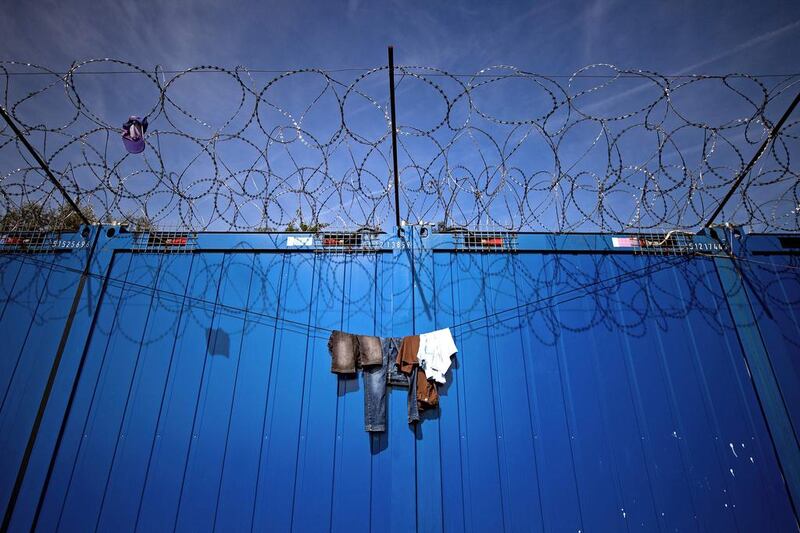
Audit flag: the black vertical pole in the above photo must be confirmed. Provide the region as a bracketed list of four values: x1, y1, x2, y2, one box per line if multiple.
[0, 106, 90, 226]
[388, 46, 402, 234]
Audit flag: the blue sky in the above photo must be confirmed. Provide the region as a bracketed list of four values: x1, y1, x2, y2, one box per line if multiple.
[3, 0, 800, 75]
[1, 0, 800, 232]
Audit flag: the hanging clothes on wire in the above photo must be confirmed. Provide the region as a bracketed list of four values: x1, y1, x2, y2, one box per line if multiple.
[417, 328, 457, 384]
[396, 334, 439, 421]
[328, 328, 458, 434]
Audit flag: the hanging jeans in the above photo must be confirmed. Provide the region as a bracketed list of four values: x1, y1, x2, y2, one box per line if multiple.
[364, 337, 419, 431]
[363, 341, 388, 432]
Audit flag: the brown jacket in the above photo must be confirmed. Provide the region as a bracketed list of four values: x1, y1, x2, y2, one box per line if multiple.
[398, 335, 438, 410]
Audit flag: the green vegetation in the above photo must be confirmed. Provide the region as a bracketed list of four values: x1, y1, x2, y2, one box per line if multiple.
[285, 209, 329, 233]
[0, 203, 158, 232]
[285, 220, 329, 233]
[0, 202, 98, 231]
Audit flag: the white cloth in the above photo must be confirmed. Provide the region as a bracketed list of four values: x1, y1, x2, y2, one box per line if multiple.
[417, 328, 457, 384]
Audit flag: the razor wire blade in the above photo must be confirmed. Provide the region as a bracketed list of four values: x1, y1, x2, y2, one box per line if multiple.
[0, 60, 798, 232]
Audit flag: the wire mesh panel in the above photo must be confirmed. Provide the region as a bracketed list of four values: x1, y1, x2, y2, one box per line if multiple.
[313, 231, 384, 254]
[451, 231, 519, 252]
[130, 230, 198, 253]
[0, 230, 91, 254]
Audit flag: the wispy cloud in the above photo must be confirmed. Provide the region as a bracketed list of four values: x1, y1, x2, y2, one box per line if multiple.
[571, 19, 800, 115]
[676, 18, 800, 74]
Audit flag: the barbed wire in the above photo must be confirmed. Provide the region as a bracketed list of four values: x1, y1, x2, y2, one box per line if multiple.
[1, 59, 799, 232]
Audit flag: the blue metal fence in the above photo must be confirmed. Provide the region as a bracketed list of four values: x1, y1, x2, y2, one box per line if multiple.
[1, 226, 798, 532]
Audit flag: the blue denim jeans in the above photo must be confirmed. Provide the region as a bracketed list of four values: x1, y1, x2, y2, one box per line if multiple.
[363, 342, 388, 432]
[364, 337, 419, 431]
[385, 337, 408, 387]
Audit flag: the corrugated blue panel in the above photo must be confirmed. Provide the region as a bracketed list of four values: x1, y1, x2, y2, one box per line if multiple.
[0, 248, 90, 523]
[1, 228, 799, 532]
[741, 253, 800, 435]
[38, 251, 141, 530]
[293, 252, 338, 531]
[134, 252, 224, 530]
[381, 243, 416, 533]
[215, 253, 282, 530]
[95, 253, 193, 531]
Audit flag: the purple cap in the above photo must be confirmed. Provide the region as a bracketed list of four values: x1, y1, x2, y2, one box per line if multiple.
[122, 116, 148, 154]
